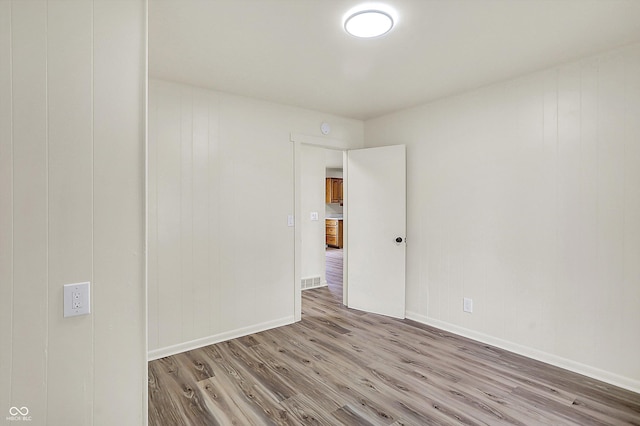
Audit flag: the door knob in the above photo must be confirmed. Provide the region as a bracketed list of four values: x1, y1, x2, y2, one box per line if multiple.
[395, 237, 403, 243]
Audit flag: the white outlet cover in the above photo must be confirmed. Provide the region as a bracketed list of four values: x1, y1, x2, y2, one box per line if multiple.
[310, 212, 319, 221]
[64, 282, 91, 317]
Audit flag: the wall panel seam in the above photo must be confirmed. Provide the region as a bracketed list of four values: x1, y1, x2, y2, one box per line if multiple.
[179, 88, 183, 343]
[206, 95, 211, 333]
[554, 67, 559, 353]
[144, 1, 149, 422]
[622, 56, 627, 285]
[190, 91, 194, 342]
[595, 58, 600, 310]
[8, 0, 14, 403]
[44, 0, 50, 419]
[90, 2, 96, 424]
[155, 93, 159, 350]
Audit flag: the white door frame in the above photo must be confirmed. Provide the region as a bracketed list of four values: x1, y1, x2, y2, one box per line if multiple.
[291, 133, 349, 321]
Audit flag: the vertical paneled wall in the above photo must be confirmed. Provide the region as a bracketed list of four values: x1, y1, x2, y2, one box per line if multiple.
[0, 0, 12, 419]
[365, 43, 640, 391]
[0, 1, 146, 425]
[147, 80, 363, 357]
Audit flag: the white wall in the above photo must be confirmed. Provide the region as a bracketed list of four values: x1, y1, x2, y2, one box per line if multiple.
[301, 145, 327, 285]
[365, 43, 640, 392]
[0, 1, 147, 425]
[148, 79, 363, 357]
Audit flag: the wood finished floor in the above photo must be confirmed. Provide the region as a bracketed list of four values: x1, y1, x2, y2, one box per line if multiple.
[149, 249, 640, 425]
[325, 247, 343, 289]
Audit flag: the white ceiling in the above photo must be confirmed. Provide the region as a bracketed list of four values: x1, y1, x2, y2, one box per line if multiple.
[149, 0, 640, 120]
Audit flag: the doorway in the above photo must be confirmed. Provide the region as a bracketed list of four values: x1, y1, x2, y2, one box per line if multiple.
[294, 137, 407, 322]
[293, 135, 349, 322]
[325, 149, 345, 298]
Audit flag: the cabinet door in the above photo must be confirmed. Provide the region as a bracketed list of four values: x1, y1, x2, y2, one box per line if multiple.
[331, 178, 341, 203]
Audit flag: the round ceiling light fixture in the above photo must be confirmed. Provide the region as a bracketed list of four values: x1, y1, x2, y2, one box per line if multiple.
[344, 9, 394, 38]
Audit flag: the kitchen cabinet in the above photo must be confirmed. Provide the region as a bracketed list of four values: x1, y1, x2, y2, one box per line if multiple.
[325, 178, 343, 204]
[326, 219, 343, 248]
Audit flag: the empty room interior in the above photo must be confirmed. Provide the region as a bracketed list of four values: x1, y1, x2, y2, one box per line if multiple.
[1, 0, 640, 425]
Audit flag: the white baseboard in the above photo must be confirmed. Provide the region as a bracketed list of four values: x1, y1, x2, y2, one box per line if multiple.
[405, 311, 640, 395]
[302, 283, 328, 291]
[148, 315, 295, 361]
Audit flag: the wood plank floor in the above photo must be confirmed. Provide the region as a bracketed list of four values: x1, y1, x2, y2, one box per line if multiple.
[149, 252, 640, 425]
[325, 247, 343, 289]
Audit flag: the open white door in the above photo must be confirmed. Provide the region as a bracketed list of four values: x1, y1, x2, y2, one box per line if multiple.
[346, 145, 406, 319]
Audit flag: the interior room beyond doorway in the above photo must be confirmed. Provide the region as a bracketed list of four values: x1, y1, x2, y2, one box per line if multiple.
[325, 149, 344, 295]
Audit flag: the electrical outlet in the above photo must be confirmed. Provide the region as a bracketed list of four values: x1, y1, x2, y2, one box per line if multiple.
[64, 282, 91, 317]
[463, 297, 473, 313]
[310, 212, 319, 221]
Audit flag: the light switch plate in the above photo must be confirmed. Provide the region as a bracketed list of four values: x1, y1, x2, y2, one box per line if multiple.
[287, 215, 295, 227]
[463, 297, 473, 313]
[64, 282, 91, 317]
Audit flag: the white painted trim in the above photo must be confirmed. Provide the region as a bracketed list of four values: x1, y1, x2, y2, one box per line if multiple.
[147, 316, 295, 361]
[290, 132, 345, 150]
[302, 283, 328, 291]
[293, 140, 302, 322]
[341, 151, 348, 307]
[406, 311, 640, 394]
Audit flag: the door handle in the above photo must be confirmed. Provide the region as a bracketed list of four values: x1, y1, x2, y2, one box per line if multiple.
[395, 237, 403, 243]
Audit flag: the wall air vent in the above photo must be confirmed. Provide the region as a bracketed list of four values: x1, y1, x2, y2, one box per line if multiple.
[301, 276, 323, 290]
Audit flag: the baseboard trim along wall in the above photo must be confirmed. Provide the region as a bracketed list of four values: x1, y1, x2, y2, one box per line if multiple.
[148, 316, 295, 361]
[406, 311, 640, 395]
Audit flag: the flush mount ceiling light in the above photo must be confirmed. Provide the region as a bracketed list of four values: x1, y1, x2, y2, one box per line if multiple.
[344, 9, 394, 38]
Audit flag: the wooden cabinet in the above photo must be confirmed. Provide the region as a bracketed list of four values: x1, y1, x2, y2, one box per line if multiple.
[332, 179, 343, 203]
[325, 178, 343, 204]
[326, 219, 343, 248]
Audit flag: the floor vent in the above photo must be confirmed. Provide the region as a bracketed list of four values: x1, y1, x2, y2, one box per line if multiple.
[301, 276, 322, 290]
